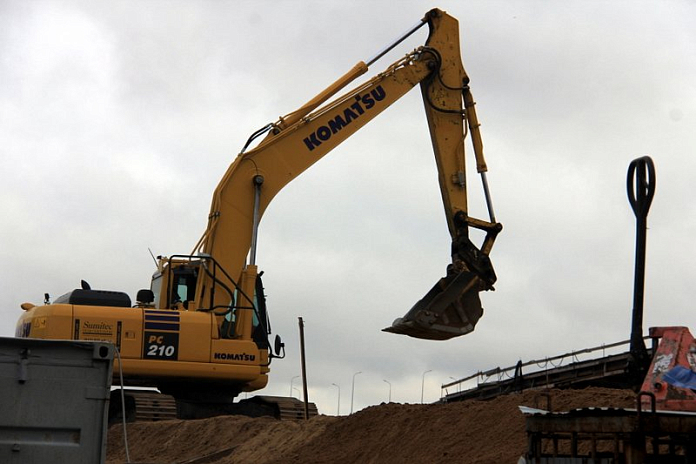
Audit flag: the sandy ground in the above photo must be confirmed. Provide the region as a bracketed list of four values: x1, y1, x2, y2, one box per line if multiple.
[106, 387, 636, 464]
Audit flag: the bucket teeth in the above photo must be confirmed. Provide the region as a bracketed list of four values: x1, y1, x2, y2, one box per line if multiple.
[382, 270, 483, 340]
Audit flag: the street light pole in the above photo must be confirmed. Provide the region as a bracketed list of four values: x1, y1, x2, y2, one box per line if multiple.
[350, 371, 362, 414]
[290, 375, 300, 397]
[421, 369, 432, 403]
[383, 379, 391, 403]
[331, 383, 341, 416]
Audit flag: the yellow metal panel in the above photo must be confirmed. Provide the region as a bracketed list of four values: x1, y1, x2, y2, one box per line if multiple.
[18, 304, 73, 340]
[210, 339, 262, 365]
[116, 357, 264, 383]
[140, 308, 212, 363]
[176, 310, 213, 362]
[243, 374, 269, 391]
[73, 305, 143, 358]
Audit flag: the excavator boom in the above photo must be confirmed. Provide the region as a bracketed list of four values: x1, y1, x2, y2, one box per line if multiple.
[190, 8, 502, 341]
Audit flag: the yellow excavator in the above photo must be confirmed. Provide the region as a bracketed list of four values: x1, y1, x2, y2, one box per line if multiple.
[16, 8, 501, 419]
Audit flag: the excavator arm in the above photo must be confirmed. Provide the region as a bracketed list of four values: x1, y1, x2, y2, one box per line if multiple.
[163, 8, 502, 341]
[384, 11, 502, 339]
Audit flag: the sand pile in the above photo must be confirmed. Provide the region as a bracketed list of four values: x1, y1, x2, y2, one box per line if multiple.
[106, 387, 636, 464]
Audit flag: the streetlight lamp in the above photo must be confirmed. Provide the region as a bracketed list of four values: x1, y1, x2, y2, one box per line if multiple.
[290, 375, 300, 397]
[421, 369, 432, 403]
[331, 383, 341, 416]
[383, 379, 392, 403]
[350, 371, 362, 414]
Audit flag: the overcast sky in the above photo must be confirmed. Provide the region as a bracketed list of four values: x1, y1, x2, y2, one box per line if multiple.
[2, 0, 695, 415]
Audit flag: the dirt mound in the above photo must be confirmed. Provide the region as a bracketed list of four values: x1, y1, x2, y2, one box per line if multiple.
[106, 387, 636, 464]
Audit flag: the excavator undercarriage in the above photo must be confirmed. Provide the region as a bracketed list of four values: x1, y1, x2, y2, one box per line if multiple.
[109, 389, 318, 423]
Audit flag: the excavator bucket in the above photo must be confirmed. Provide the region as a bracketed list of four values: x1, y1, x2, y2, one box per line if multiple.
[383, 269, 483, 340]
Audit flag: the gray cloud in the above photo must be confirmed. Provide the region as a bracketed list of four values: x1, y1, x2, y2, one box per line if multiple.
[2, 0, 695, 413]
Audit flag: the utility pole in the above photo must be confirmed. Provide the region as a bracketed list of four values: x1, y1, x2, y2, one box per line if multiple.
[298, 317, 310, 420]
